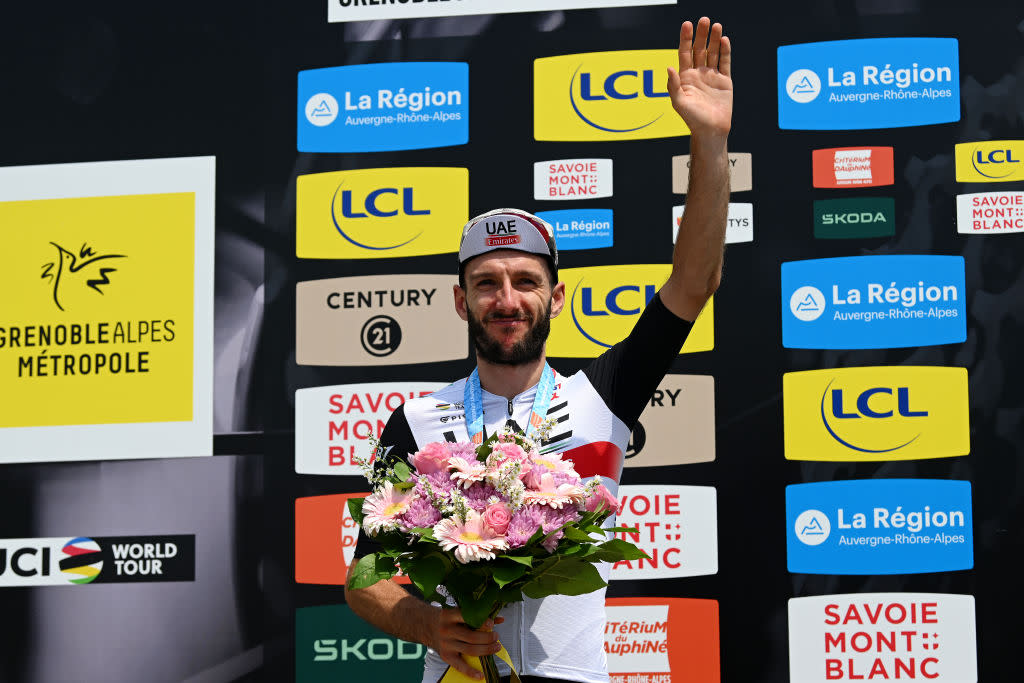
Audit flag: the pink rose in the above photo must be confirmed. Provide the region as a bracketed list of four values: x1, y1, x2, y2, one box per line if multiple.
[585, 484, 620, 515]
[482, 502, 512, 535]
[410, 442, 451, 474]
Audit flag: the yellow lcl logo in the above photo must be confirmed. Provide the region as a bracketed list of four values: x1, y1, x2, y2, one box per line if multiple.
[547, 265, 713, 358]
[783, 366, 969, 461]
[954, 140, 1024, 182]
[296, 167, 467, 259]
[534, 50, 690, 142]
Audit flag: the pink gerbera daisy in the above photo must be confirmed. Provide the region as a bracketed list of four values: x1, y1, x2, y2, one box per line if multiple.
[361, 481, 413, 534]
[522, 472, 585, 509]
[434, 511, 509, 563]
[448, 456, 488, 489]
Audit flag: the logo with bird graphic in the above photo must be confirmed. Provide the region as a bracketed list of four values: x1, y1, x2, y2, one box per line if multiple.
[41, 242, 126, 311]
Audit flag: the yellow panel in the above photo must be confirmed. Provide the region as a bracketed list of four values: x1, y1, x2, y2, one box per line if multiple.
[954, 140, 1024, 182]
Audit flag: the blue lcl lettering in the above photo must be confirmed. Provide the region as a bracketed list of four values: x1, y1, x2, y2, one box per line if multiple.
[581, 285, 657, 316]
[340, 187, 430, 218]
[578, 70, 668, 101]
[831, 387, 928, 419]
[975, 150, 1020, 164]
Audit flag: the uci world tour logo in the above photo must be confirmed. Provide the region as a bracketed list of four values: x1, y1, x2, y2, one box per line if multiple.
[783, 366, 970, 461]
[59, 537, 103, 584]
[547, 265, 714, 358]
[777, 38, 960, 130]
[41, 242, 126, 311]
[534, 50, 688, 142]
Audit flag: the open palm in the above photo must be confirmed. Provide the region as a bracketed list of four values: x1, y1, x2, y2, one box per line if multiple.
[667, 18, 733, 138]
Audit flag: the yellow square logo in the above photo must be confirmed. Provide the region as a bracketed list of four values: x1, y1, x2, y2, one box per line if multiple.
[296, 167, 467, 259]
[534, 50, 690, 142]
[548, 264, 713, 358]
[955, 140, 1024, 182]
[0, 193, 195, 428]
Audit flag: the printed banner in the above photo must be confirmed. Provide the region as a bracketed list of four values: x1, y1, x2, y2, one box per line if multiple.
[783, 366, 969, 461]
[605, 597, 720, 683]
[535, 209, 613, 250]
[298, 62, 468, 153]
[0, 157, 214, 463]
[0, 535, 195, 587]
[626, 375, 715, 467]
[786, 479, 973, 575]
[534, 158, 613, 200]
[611, 485, 717, 579]
[956, 191, 1024, 234]
[329, 0, 676, 23]
[778, 38, 960, 130]
[672, 153, 752, 193]
[954, 140, 1024, 183]
[295, 493, 409, 585]
[781, 255, 966, 349]
[296, 274, 467, 366]
[296, 167, 467, 259]
[813, 198, 896, 239]
[788, 593, 977, 682]
[673, 203, 753, 244]
[549, 265, 714, 357]
[534, 50, 688, 142]
[812, 147, 894, 188]
[295, 382, 445, 475]
[296, 604, 426, 682]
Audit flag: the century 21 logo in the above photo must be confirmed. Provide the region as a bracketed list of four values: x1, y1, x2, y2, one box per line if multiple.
[955, 140, 1024, 182]
[547, 264, 714, 358]
[295, 167, 467, 260]
[783, 366, 970, 461]
[534, 50, 689, 142]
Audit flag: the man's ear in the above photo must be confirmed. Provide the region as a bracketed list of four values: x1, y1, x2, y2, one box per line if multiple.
[549, 281, 566, 319]
[453, 284, 469, 322]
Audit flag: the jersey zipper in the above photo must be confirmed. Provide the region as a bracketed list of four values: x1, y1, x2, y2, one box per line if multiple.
[507, 398, 514, 418]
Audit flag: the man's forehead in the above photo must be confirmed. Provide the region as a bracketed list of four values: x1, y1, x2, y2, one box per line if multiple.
[464, 250, 551, 277]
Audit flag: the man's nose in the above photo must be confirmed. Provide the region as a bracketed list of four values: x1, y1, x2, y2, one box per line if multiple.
[494, 278, 516, 309]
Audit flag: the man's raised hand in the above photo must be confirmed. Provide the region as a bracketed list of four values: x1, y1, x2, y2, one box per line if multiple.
[667, 17, 733, 139]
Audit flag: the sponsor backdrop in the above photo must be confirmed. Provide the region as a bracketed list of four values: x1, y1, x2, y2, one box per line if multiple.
[0, 2, 1022, 682]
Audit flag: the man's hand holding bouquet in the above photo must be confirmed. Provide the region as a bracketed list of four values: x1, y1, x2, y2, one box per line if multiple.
[347, 421, 646, 682]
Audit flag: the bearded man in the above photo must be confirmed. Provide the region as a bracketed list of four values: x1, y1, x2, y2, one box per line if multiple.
[346, 17, 733, 683]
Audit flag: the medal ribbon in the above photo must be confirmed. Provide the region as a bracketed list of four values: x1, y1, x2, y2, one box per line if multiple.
[464, 363, 555, 444]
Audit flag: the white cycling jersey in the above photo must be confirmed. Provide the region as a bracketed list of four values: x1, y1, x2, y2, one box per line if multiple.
[355, 294, 694, 683]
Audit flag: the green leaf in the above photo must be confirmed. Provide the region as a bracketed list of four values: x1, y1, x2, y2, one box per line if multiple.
[521, 557, 607, 599]
[492, 561, 528, 588]
[347, 553, 397, 590]
[561, 526, 598, 543]
[392, 461, 412, 482]
[406, 527, 437, 542]
[404, 554, 449, 602]
[587, 538, 649, 563]
[449, 582, 501, 630]
[503, 555, 533, 567]
[395, 481, 415, 491]
[347, 497, 366, 528]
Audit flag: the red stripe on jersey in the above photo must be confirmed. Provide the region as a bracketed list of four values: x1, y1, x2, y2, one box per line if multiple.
[562, 441, 621, 481]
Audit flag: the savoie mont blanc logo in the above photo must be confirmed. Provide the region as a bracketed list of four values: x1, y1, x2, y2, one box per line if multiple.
[783, 366, 970, 462]
[534, 50, 688, 142]
[296, 167, 467, 260]
[547, 265, 713, 358]
[781, 255, 966, 349]
[956, 191, 1024, 234]
[298, 62, 468, 153]
[786, 479, 973, 575]
[778, 38, 960, 130]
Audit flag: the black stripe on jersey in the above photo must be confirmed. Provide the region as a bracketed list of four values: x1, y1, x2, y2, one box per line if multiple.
[544, 430, 573, 445]
[444, 431, 456, 442]
[547, 401, 568, 415]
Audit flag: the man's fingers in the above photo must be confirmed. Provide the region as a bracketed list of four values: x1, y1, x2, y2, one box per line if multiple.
[707, 22, 723, 70]
[691, 16, 711, 67]
[445, 654, 484, 680]
[677, 21, 693, 71]
[718, 35, 732, 78]
[666, 66, 681, 95]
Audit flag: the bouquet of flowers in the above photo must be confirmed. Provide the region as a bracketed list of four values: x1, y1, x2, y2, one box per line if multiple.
[347, 424, 646, 682]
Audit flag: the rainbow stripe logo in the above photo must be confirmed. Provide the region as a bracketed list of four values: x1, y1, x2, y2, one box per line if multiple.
[60, 537, 103, 584]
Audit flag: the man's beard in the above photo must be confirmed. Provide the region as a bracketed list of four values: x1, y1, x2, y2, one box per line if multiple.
[467, 300, 551, 366]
